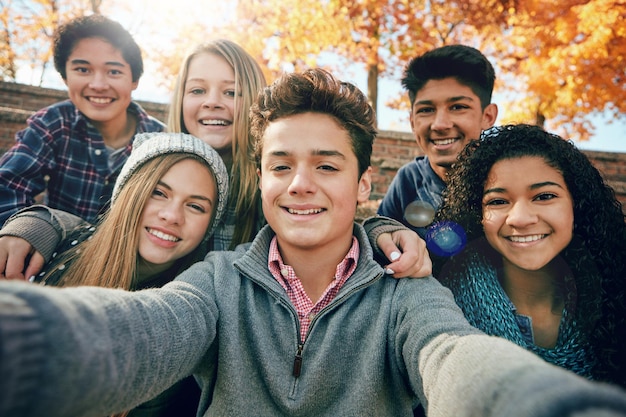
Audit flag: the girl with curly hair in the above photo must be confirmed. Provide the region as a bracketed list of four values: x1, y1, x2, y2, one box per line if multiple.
[434, 123, 626, 387]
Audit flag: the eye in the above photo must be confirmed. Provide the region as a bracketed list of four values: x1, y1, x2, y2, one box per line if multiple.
[450, 103, 469, 111]
[318, 164, 338, 171]
[109, 69, 123, 76]
[224, 89, 236, 98]
[271, 164, 290, 172]
[189, 88, 205, 95]
[152, 188, 167, 198]
[534, 192, 557, 202]
[188, 203, 207, 213]
[74, 67, 89, 73]
[415, 106, 434, 115]
[484, 198, 508, 206]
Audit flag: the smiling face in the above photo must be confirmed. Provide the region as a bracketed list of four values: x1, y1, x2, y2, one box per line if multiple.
[258, 112, 371, 260]
[182, 52, 236, 156]
[410, 77, 497, 180]
[64, 37, 138, 131]
[137, 158, 216, 275]
[481, 156, 574, 272]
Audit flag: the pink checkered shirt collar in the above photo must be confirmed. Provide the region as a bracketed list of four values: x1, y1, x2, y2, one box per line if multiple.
[268, 236, 359, 342]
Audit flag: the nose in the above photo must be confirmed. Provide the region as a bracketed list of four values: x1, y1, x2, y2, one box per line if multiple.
[288, 168, 316, 195]
[430, 110, 452, 131]
[202, 89, 224, 109]
[505, 201, 538, 228]
[159, 202, 184, 225]
[88, 71, 109, 90]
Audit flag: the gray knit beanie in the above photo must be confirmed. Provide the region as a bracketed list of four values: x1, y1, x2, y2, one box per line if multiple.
[112, 132, 229, 241]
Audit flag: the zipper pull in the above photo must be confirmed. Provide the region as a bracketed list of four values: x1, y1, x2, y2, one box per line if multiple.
[292, 343, 303, 377]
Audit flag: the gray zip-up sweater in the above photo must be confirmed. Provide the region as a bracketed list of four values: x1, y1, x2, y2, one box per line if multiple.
[1, 224, 626, 417]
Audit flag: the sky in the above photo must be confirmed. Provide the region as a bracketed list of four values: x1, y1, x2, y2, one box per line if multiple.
[16, 0, 626, 153]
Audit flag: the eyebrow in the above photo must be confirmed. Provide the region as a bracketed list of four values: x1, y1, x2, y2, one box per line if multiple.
[157, 180, 214, 205]
[267, 149, 347, 159]
[483, 181, 565, 195]
[69, 59, 127, 68]
[186, 77, 235, 85]
[415, 95, 475, 106]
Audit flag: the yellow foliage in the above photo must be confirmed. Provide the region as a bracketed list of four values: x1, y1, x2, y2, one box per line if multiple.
[4, 0, 624, 141]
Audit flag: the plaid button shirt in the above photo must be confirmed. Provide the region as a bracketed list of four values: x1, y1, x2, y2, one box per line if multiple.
[268, 236, 359, 342]
[0, 100, 164, 224]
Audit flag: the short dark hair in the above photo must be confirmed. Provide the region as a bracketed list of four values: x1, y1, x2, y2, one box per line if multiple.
[53, 14, 143, 82]
[250, 68, 376, 177]
[401, 44, 495, 109]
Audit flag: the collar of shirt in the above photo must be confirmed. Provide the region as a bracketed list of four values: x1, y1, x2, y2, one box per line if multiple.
[268, 236, 359, 341]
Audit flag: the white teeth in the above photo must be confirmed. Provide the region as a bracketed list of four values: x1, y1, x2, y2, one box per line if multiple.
[147, 228, 179, 242]
[287, 208, 323, 215]
[509, 234, 545, 243]
[432, 138, 456, 145]
[89, 97, 113, 104]
[201, 119, 228, 126]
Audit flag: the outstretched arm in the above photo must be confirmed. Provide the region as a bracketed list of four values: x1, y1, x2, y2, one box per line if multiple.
[392, 277, 626, 417]
[0, 278, 217, 417]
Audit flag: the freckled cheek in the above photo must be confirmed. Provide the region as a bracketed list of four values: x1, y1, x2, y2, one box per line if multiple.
[182, 101, 197, 127]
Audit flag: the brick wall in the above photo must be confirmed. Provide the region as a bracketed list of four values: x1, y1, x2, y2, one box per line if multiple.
[2, 80, 626, 217]
[0, 81, 168, 153]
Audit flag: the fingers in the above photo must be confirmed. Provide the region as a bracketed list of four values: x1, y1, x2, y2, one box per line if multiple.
[0, 236, 35, 280]
[377, 230, 432, 279]
[24, 252, 45, 281]
[0, 246, 7, 280]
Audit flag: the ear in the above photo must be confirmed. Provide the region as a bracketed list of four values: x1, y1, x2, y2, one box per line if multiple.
[409, 108, 416, 133]
[481, 103, 498, 130]
[131, 80, 139, 91]
[357, 167, 372, 204]
[256, 167, 262, 191]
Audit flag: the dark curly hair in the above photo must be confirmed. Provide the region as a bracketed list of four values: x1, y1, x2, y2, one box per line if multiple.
[435, 123, 626, 386]
[53, 14, 143, 82]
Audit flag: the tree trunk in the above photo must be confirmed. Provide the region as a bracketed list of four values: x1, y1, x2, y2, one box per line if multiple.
[536, 110, 546, 128]
[367, 62, 378, 127]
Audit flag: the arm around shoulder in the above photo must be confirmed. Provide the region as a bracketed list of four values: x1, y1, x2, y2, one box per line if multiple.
[362, 215, 409, 260]
[0, 205, 86, 262]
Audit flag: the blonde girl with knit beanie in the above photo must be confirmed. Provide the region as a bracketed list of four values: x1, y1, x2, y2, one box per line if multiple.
[32, 132, 228, 417]
[35, 132, 228, 290]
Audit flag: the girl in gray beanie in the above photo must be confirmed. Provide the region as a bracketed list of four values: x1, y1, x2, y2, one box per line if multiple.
[34, 131, 228, 288]
[28, 132, 229, 417]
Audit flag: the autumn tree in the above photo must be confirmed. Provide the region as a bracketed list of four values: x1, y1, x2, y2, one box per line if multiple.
[5, 0, 613, 141]
[206, 0, 622, 140]
[484, 0, 626, 140]
[224, 0, 516, 120]
[0, 0, 103, 85]
[0, 0, 18, 80]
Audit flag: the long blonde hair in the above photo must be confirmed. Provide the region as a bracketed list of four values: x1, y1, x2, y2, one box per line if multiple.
[168, 39, 266, 248]
[48, 154, 216, 289]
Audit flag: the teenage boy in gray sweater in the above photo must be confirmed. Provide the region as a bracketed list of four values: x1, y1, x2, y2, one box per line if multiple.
[1, 68, 626, 417]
